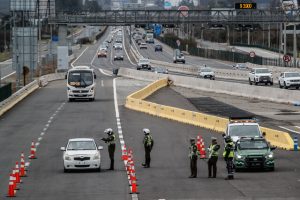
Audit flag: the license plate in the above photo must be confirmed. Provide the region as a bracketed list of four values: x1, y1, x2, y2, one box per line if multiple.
[77, 161, 85, 165]
[263, 80, 267, 82]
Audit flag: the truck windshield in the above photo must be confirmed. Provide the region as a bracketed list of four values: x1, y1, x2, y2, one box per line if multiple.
[68, 70, 93, 87]
[229, 125, 261, 137]
[238, 140, 268, 150]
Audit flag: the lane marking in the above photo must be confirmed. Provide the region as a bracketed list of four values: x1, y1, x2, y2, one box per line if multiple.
[71, 47, 89, 68]
[123, 27, 136, 65]
[101, 80, 104, 87]
[98, 68, 112, 76]
[1, 71, 16, 80]
[279, 126, 300, 135]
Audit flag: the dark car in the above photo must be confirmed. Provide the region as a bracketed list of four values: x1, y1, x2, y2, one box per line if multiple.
[114, 50, 124, 61]
[155, 44, 163, 52]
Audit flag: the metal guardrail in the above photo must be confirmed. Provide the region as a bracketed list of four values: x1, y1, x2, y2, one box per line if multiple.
[48, 9, 300, 25]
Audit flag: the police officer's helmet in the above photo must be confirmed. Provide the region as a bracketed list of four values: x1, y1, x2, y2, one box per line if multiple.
[190, 138, 195, 144]
[143, 128, 150, 135]
[224, 136, 232, 143]
[104, 128, 113, 135]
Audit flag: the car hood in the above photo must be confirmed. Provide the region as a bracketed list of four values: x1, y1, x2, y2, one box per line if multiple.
[200, 72, 214, 75]
[237, 149, 270, 156]
[65, 150, 98, 156]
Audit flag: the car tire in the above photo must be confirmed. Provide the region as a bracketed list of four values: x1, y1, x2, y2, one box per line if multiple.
[97, 166, 101, 172]
[265, 82, 268, 85]
[183, 61, 185, 64]
[174, 61, 176, 63]
[68, 98, 73, 102]
[64, 167, 69, 173]
[249, 78, 252, 85]
[270, 82, 273, 86]
[296, 86, 299, 89]
[284, 82, 289, 89]
[255, 80, 258, 85]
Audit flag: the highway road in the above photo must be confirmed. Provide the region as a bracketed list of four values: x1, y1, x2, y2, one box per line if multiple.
[0, 27, 300, 200]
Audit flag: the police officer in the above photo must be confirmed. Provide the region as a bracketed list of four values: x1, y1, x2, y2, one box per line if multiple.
[223, 136, 235, 180]
[142, 128, 154, 168]
[189, 138, 199, 178]
[207, 137, 220, 178]
[101, 128, 116, 170]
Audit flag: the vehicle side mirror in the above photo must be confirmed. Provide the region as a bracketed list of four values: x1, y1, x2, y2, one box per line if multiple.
[271, 146, 277, 151]
[94, 74, 97, 79]
[98, 146, 104, 150]
[60, 147, 66, 151]
[65, 74, 67, 80]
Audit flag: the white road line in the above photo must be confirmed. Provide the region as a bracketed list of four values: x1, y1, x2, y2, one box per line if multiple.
[1, 71, 16, 80]
[71, 47, 89, 68]
[99, 68, 112, 76]
[294, 126, 300, 130]
[101, 80, 104, 87]
[279, 126, 300, 135]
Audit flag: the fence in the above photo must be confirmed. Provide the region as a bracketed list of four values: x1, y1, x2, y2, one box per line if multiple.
[0, 83, 12, 102]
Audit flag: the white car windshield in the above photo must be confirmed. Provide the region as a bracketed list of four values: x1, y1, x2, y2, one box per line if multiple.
[256, 69, 269, 73]
[201, 68, 212, 72]
[229, 125, 261, 137]
[139, 59, 149, 64]
[67, 141, 96, 150]
[238, 140, 268, 150]
[286, 72, 300, 77]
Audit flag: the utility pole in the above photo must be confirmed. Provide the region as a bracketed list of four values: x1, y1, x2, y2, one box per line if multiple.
[293, 24, 297, 67]
[284, 23, 287, 55]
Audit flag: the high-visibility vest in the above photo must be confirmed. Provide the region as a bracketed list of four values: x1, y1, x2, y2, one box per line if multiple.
[223, 142, 234, 158]
[189, 144, 199, 158]
[108, 134, 116, 145]
[209, 144, 219, 158]
[144, 135, 153, 147]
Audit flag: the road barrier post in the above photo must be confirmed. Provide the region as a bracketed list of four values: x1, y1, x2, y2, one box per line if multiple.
[294, 136, 298, 151]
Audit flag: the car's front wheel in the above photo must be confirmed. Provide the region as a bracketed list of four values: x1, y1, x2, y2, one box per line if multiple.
[64, 167, 69, 173]
[249, 78, 252, 85]
[279, 81, 283, 88]
[284, 82, 289, 89]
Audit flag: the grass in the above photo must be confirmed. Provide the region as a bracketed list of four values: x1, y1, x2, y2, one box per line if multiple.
[0, 51, 11, 62]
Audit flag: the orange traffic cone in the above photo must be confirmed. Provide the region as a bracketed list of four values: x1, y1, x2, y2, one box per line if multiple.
[20, 152, 27, 177]
[14, 162, 22, 184]
[7, 174, 16, 197]
[130, 179, 139, 194]
[12, 170, 19, 190]
[196, 136, 201, 151]
[199, 136, 207, 159]
[29, 141, 36, 159]
[122, 145, 128, 161]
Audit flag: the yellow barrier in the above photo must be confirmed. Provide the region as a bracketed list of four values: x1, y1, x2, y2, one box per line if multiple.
[125, 78, 294, 150]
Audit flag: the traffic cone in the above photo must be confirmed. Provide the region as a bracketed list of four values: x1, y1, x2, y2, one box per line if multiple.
[20, 152, 27, 177]
[7, 174, 16, 197]
[122, 145, 128, 161]
[199, 136, 207, 159]
[12, 170, 19, 190]
[196, 135, 201, 151]
[29, 141, 37, 159]
[14, 162, 22, 184]
[130, 179, 139, 194]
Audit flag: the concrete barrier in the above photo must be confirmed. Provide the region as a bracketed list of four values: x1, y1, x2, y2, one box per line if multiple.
[0, 80, 39, 117]
[121, 68, 295, 150]
[39, 73, 65, 87]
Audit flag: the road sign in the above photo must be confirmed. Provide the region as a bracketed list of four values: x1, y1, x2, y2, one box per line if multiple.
[283, 54, 291, 62]
[176, 39, 181, 47]
[178, 5, 189, 17]
[249, 51, 256, 58]
[164, 1, 172, 10]
[154, 24, 162, 36]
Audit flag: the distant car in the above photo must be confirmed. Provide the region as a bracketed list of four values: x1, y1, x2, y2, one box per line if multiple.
[249, 68, 273, 86]
[113, 43, 123, 50]
[60, 138, 103, 172]
[198, 67, 215, 80]
[137, 58, 151, 70]
[114, 50, 124, 61]
[154, 44, 163, 52]
[173, 49, 185, 64]
[99, 45, 107, 52]
[140, 43, 147, 49]
[153, 67, 168, 74]
[278, 72, 300, 89]
[97, 49, 107, 58]
[233, 63, 248, 70]
[234, 137, 275, 171]
[102, 42, 109, 48]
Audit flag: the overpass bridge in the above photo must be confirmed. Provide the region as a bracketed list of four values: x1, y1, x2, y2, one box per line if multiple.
[48, 9, 300, 25]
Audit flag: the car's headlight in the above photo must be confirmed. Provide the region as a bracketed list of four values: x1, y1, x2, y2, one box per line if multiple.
[67, 87, 70, 90]
[265, 153, 273, 159]
[236, 154, 245, 160]
[93, 152, 100, 160]
[64, 155, 71, 161]
[90, 87, 94, 91]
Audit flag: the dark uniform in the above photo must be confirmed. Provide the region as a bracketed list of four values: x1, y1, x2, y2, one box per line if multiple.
[207, 138, 220, 178]
[189, 139, 199, 178]
[142, 129, 154, 168]
[223, 136, 235, 180]
[102, 129, 116, 170]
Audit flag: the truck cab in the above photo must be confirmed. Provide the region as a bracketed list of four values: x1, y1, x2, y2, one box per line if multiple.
[66, 66, 96, 102]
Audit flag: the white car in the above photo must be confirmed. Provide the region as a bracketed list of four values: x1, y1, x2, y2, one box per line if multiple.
[137, 58, 151, 70]
[248, 68, 273, 85]
[279, 72, 300, 89]
[233, 63, 248, 70]
[113, 43, 123, 50]
[139, 43, 147, 49]
[198, 67, 215, 80]
[61, 138, 103, 172]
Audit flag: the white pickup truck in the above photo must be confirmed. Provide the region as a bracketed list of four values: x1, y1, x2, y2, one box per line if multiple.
[248, 68, 273, 86]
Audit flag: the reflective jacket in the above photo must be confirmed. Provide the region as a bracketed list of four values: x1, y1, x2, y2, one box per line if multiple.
[223, 142, 234, 158]
[189, 144, 199, 159]
[143, 135, 154, 148]
[208, 144, 220, 158]
[103, 133, 116, 145]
